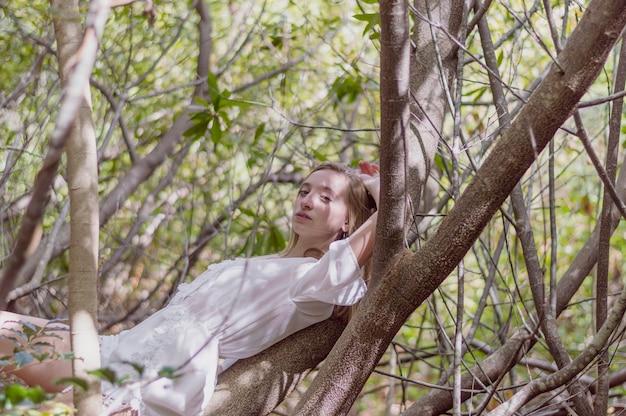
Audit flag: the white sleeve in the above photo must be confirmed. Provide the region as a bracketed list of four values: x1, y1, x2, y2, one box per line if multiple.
[288, 239, 367, 306]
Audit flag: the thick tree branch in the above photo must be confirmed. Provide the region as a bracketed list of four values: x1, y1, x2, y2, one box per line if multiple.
[292, 0, 626, 413]
[205, 318, 346, 415]
[409, 115, 626, 413]
[371, 0, 411, 286]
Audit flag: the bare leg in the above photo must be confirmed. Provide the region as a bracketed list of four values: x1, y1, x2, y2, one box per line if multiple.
[0, 311, 72, 392]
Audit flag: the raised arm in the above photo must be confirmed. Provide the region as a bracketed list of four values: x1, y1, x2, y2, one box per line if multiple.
[349, 161, 380, 267]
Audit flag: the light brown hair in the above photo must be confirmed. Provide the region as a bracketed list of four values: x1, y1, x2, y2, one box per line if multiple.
[283, 161, 377, 258]
[284, 162, 377, 321]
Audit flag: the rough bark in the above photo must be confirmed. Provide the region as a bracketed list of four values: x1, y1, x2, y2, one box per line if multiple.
[406, 0, 464, 239]
[290, 0, 626, 412]
[372, 0, 411, 284]
[207, 0, 464, 412]
[408, 141, 626, 413]
[205, 318, 346, 415]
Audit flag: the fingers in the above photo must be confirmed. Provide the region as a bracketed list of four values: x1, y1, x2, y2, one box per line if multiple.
[358, 160, 380, 176]
[356, 162, 381, 206]
[356, 163, 380, 207]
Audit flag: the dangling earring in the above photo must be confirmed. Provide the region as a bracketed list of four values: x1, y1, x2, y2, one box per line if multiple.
[342, 231, 348, 239]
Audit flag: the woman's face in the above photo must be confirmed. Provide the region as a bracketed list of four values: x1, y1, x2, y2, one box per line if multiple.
[291, 169, 350, 246]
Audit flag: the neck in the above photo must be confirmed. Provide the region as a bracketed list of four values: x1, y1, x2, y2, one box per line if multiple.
[284, 236, 334, 258]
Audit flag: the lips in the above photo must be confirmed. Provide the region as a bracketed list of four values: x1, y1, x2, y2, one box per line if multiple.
[295, 212, 312, 221]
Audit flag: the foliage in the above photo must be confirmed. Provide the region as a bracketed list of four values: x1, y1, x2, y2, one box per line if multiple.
[0, 383, 74, 415]
[0, 322, 182, 415]
[1, 0, 626, 413]
[0, 322, 74, 415]
[0, 321, 73, 369]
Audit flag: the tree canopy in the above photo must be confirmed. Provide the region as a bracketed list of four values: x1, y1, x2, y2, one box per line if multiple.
[2, 0, 626, 414]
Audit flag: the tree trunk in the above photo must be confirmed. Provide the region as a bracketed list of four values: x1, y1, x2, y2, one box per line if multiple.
[407, 0, 464, 225]
[205, 318, 346, 415]
[372, 0, 411, 284]
[51, 0, 111, 412]
[291, 0, 626, 413]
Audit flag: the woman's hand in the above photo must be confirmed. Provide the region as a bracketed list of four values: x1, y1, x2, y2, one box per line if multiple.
[348, 161, 380, 266]
[358, 161, 380, 207]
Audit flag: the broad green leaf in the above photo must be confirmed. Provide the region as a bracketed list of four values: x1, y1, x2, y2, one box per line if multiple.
[30, 352, 51, 362]
[157, 366, 178, 379]
[88, 367, 118, 384]
[210, 118, 223, 145]
[254, 123, 266, 143]
[353, 12, 380, 36]
[311, 149, 328, 161]
[25, 385, 48, 404]
[184, 119, 210, 139]
[54, 377, 89, 392]
[13, 351, 34, 367]
[4, 384, 28, 405]
[331, 75, 363, 105]
[193, 96, 210, 108]
[207, 72, 220, 107]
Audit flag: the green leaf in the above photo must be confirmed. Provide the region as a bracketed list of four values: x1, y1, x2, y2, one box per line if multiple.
[193, 96, 210, 108]
[4, 384, 28, 405]
[238, 207, 256, 217]
[217, 97, 251, 111]
[121, 361, 145, 376]
[210, 117, 223, 145]
[269, 35, 283, 49]
[353, 12, 380, 36]
[219, 111, 232, 130]
[254, 123, 265, 143]
[54, 377, 88, 392]
[15, 321, 38, 340]
[311, 149, 328, 161]
[25, 385, 48, 404]
[434, 153, 450, 173]
[157, 366, 178, 379]
[207, 72, 220, 107]
[88, 367, 118, 384]
[268, 225, 287, 252]
[331, 75, 363, 105]
[13, 351, 34, 367]
[30, 352, 51, 362]
[184, 118, 210, 139]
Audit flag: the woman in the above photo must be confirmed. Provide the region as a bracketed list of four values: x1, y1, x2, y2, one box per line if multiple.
[0, 160, 380, 415]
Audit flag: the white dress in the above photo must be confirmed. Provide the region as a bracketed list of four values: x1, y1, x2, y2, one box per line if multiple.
[99, 239, 366, 416]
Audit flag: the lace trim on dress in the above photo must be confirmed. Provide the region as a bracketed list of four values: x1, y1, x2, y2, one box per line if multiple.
[102, 299, 222, 414]
[169, 259, 235, 305]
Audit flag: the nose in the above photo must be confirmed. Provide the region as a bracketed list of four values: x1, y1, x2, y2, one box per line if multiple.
[301, 193, 313, 209]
